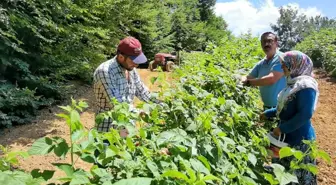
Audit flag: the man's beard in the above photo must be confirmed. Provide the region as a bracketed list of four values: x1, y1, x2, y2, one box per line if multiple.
[123, 64, 134, 71]
[264, 46, 271, 51]
[118, 58, 134, 71]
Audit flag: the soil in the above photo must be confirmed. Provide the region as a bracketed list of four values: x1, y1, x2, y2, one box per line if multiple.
[0, 69, 335, 184]
[312, 70, 336, 185]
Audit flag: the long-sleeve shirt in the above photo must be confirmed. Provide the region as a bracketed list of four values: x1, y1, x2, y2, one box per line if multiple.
[93, 57, 151, 132]
[264, 88, 316, 146]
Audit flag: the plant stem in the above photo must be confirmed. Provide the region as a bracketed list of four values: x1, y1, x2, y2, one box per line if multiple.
[70, 126, 74, 167]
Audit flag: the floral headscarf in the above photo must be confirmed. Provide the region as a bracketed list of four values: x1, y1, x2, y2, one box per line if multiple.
[276, 51, 318, 116]
[281, 50, 314, 79]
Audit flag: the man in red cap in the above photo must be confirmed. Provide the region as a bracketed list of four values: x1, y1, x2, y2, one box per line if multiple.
[93, 36, 154, 133]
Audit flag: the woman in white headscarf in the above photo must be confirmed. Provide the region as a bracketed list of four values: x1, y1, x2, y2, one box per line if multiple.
[263, 50, 318, 184]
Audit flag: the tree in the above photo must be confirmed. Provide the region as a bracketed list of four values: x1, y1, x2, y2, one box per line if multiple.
[203, 14, 229, 49]
[271, 6, 336, 51]
[169, 0, 228, 51]
[198, 0, 216, 21]
[295, 28, 336, 76]
[0, 0, 230, 127]
[271, 6, 302, 51]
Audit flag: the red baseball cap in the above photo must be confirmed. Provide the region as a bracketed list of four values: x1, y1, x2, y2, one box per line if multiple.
[117, 37, 147, 64]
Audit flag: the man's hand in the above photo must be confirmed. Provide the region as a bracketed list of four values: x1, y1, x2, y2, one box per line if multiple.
[120, 129, 129, 138]
[241, 76, 247, 82]
[247, 71, 283, 86]
[159, 148, 170, 155]
[260, 113, 267, 121]
[242, 79, 251, 87]
[241, 75, 254, 87]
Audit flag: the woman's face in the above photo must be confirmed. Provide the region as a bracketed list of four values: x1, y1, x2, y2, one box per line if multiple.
[280, 58, 290, 77]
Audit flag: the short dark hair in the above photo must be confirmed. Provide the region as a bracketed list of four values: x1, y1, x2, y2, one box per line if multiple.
[260, 32, 278, 42]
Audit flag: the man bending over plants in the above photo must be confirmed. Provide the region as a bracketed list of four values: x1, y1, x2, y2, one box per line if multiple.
[93, 36, 157, 136]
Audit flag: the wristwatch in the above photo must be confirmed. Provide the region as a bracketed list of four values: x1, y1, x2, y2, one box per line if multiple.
[245, 79, 251, 87]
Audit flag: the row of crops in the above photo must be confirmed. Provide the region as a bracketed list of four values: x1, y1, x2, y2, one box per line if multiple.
[0, 35, 330, 185]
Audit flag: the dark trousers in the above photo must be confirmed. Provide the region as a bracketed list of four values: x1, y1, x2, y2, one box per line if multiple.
[263, 106, 275, 111]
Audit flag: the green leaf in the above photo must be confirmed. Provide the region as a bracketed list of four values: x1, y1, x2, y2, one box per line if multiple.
[59, 106, 72, 113]
[150, 76, 158, 85]
[92, 168, 110, 178]
[80, 153, 95, 163]
[202, 174, 221, 181]
[78, 101, 88, 109]
[112, 177, 153, 185]
[262, 173, 278, 185]
[75, 105, 83, 112]
[71, 130, 86, 142]
[248, 153, 257, 166]
[125, 125, 136, 137]
[71, 98, 77, 107]
[6, 151, 29, 165]
[246, 169, 258, 179]
[54, 141, 69, 158]
[271, 164, 298, 185]
[156, 129, 186, 146]
[70, 110, 80, 124]
[190, 158, 210, 174]
[237, 146, 247, 153]
[186, 167, 196, 182]
[197, 155, 211, 171]
[25, 178, 45, 185]
[300, 163, 318, 175]
[317, 150, 332, 164]
[53, 163, 74, 177]
[56, 114, 70, 125]
[31, 169, 55, 181]
[0, 171, 45, 185]
[279, 147, 293, 159]
[28, 137, 54, 155]
[103, 181, 113, 185]
[293, 151, 304, 160]
[0, 171, 26, 185]
[241, 175, 257, 185]
[161, 170, 189, 182]
[95, 114, 105, 125]
[146, 159, 160, 178]
[70, 110, 83, 132]
[139, 129, 147, 139]
[56, 114, 70, 120]
[69, 171, 90, 185]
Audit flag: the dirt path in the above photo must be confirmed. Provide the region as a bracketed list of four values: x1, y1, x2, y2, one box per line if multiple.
[0, 69, 335, 184]
[312, 71, 336, 185]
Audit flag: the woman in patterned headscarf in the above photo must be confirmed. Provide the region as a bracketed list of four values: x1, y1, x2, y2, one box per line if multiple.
[263, 51, 318, 184]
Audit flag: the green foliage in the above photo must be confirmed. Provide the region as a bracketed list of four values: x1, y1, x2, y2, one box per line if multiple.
[0, 2, 332, 185]
[1, 36, 330, 185]
[295, 28, 336, 76]
[0, 83, 54, 127]
[272, 5, 336, 74]
[279, 140, 332, 176]
[198, 0, 217, 21]
[0, 145, 29, 171]
[0, 0, 228, 127]
[271, 6, 336, 51]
